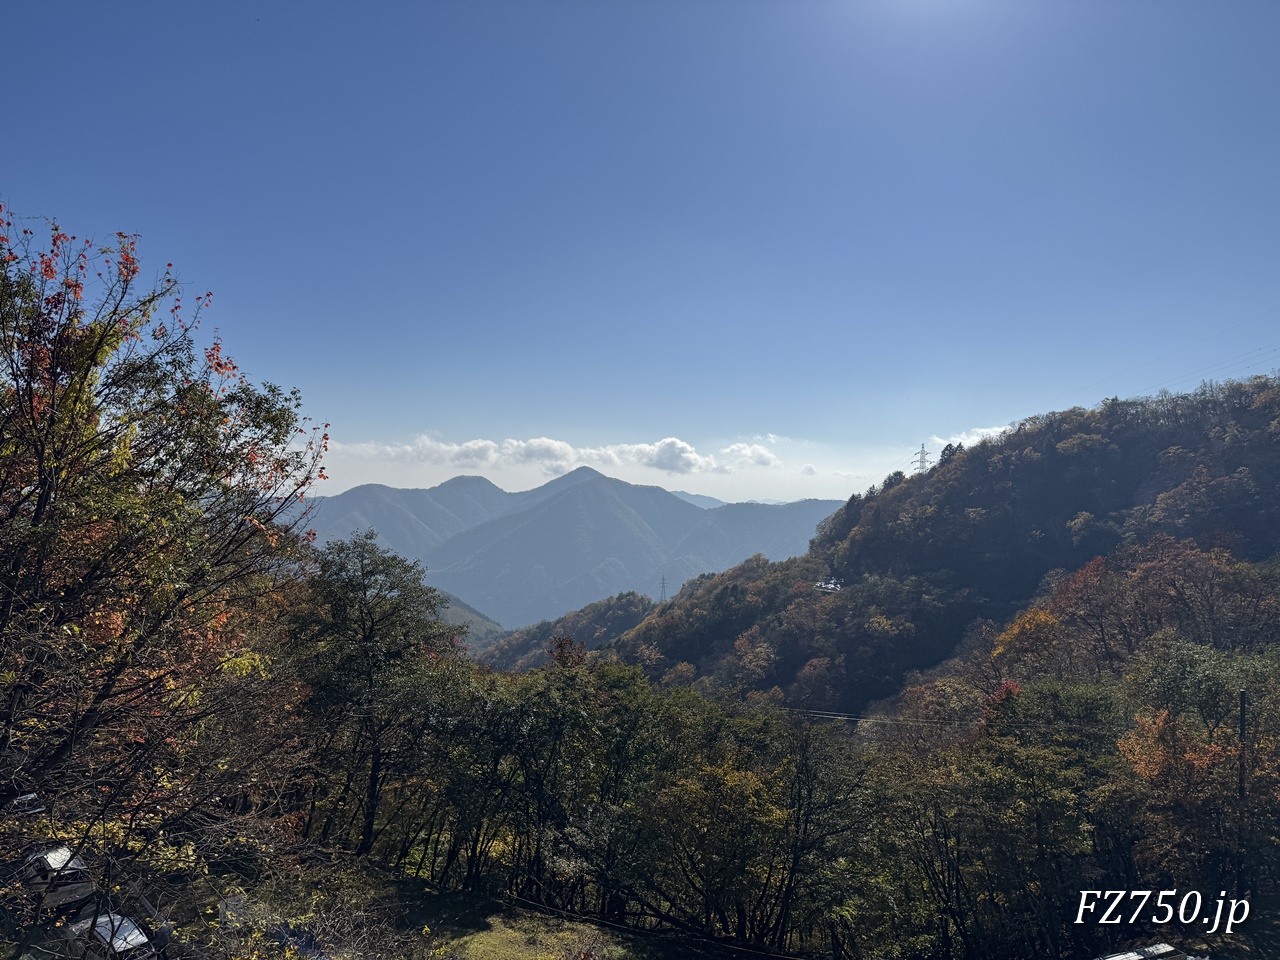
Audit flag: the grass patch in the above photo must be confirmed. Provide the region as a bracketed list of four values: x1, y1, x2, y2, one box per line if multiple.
[415, 893, 723, 960]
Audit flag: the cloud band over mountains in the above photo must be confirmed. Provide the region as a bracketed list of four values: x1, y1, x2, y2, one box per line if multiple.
[329, 424, 1007, 487]
[332, 434, 786, 476]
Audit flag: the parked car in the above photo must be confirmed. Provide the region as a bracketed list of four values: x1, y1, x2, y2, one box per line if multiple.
[4, 793, 46, 816]
[65, 911, 161, 960]
[18, 846, 97, 913]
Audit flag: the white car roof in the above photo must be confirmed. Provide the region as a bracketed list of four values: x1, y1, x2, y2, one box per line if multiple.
[70, 913, 151, 952]
[31, 845, 87, 872]
[95, 914, 151, 951]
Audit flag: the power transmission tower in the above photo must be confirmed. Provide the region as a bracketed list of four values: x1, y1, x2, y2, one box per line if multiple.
[913, 443, 932, 473]
[659, 575, 668, 603]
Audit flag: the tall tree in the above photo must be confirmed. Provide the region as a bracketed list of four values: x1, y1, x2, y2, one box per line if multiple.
[294, 530, 458, 856]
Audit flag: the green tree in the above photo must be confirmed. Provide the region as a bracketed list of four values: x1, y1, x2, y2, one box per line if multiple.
[295, 530, 458, 856]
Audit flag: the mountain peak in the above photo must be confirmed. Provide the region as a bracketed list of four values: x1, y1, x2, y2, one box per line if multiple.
[434, 474, 504, 493]
[537, 465, 606, 490]
[560, 465, 603, 480]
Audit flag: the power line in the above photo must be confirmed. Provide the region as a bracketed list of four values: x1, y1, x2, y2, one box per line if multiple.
[1000, 323, 1280, 429]
[783, 705, 1134, 733]
[1132, 341, 1280, 396]
[786, 707, 972, 726]
[1023, 316, 1260, 415]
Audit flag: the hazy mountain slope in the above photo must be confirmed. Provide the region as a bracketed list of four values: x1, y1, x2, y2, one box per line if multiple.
[612, 377, 1280, 712]
[673, 499, 841, 567]
[671, 490, 726, 509]
[438, 591, 507, 651]
[309, 466, 842, 629]
[424, 474, 703, 626]
[308, 467, 641, 551]
[481, 591, 657, 671]
[308, 476, 515, 558]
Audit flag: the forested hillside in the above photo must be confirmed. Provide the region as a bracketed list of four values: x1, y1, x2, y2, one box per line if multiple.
[481, 591, 657, 670]
[5, 211, 1280, 960]
[614, 378, 1280, 711]
[438, 590, 507, 650]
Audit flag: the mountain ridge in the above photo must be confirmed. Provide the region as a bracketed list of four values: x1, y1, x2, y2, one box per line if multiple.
[307, 468, 842, 627]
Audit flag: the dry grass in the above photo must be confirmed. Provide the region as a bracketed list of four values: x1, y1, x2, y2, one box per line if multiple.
[416, 893, 714, 960]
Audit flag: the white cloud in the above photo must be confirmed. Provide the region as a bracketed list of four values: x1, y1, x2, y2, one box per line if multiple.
[631, 437, 726, 474]
[450, 439, 502, 467]
[800, 463, 818, 476]
[927, 425, 1008, 448]
[721, 442, 781, 468]
[508, 437, 580, 470]
[332, 434, 733, 476]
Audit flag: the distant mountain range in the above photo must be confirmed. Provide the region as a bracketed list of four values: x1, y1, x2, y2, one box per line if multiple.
[670, 490, 726, 509]
[305, 467, 841, 628]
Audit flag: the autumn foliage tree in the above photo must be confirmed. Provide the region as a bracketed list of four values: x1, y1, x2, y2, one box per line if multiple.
[0, 206, 327, 827]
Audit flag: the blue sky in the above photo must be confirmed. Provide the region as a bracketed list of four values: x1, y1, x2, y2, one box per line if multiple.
[6, 1, 1280, 502]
